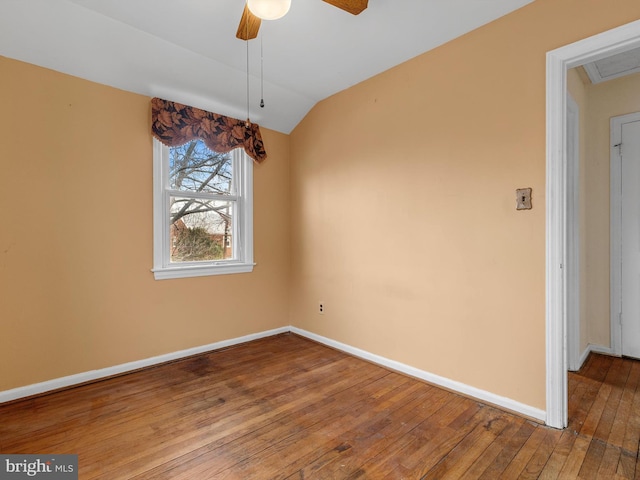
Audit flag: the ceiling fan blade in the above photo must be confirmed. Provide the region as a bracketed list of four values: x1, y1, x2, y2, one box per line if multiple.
[236, 4, 261, 40]
[322, 0, 368, 15]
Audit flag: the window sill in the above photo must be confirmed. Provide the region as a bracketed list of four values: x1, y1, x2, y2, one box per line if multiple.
[152, 262, 255, 280]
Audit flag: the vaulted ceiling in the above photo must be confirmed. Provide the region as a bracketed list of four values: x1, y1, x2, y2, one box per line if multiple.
[0, 0, 534, 133]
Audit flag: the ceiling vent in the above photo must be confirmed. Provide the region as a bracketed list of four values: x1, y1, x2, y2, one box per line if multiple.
[584, 46, 640, 84]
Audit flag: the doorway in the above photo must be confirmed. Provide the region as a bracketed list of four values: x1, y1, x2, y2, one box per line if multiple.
[546, 19, 640, 429]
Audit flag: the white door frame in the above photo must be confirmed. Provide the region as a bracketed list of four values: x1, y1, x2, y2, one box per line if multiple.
[566, 93, 580, 373]
[611, 112, 640, 357]
[546, 19, 640, 429]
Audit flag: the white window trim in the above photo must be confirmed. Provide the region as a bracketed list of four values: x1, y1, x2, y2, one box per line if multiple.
[152, 138, 254, 280]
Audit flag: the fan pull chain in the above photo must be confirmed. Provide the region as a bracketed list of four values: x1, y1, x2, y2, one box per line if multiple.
[245, 33, 250, 126]
[260, 34, 265, 108]
[244, 0, 251, 127]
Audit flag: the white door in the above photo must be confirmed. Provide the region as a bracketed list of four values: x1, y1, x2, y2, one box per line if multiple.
[619, 115, 640, 359]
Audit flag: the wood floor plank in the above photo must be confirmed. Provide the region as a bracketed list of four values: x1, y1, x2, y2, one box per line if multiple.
[138, 374, 409, 479]
[268, 378, 442, 478]
[167, 373, 422, 479]
[558, 434, 592, 479]
[410, 400, 497, 477]
[597, 443, 623, 478]
[537, 430, 579, 479]
[623, 361, 640, 459]
[287, 382, 437, 478]
[567, 374, 590, 434]
[336, 388, 456, 477]
[1, 335, 640, 479]
[578, 438, 607, 478]
[458, 416, 526, 480]
[617, 450, 637, 479]
[477, 419, 537, 479]
[498, 423, 549, 479]
[570, 354, 614, 437]
[610, 360, 640, 449]
[1, 335, 334, 449]
[519, 426, 563, 479]
[580, 381, 613, 440]
[593, 358, 630, 445]
[7, 353, 363, 455]
[419, 409, 512, 479]
[330, 399, 461, 478]
[87, 357, 389, 478]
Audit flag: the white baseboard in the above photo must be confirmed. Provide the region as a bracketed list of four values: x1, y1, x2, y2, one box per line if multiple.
[1, 325, 546, 423]
[577, 347, 590, 371]
[576, 343, 617, 371]
[0, 327, 289, 404]
[588, 343, 616, 356]
[291, 327, 546, 423]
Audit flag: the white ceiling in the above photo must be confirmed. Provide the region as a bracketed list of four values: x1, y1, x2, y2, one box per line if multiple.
[0, 0, 533, 133]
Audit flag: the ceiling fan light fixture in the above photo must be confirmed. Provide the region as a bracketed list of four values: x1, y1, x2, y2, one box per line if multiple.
[247, 0, 291, 20]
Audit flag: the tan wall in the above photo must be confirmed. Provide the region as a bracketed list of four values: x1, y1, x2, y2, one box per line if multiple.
[289, 0, 640, 410]
[0, 56, 290, 391]
[583, 72, 640, 348]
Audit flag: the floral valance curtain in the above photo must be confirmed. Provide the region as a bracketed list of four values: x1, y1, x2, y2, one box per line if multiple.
[151, 97, 267, 163]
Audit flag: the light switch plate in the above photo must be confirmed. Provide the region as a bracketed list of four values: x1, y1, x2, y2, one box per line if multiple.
[516, 188, 532, 210]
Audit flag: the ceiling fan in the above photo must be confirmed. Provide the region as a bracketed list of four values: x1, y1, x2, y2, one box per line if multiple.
[236, 0, 369, 40]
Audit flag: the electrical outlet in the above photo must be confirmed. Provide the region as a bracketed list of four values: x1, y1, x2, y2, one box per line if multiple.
[318, 301, 324, 315]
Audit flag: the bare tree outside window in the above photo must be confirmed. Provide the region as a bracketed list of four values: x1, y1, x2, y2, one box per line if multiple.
[168, 140, 234, 262]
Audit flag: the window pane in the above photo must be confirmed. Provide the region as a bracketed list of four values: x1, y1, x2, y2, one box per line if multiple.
[170, 196, 234, 262]
[169, 140, 233, 195]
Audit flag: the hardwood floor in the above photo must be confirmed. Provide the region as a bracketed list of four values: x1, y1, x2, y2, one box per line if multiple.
[1, 333, 639, 479]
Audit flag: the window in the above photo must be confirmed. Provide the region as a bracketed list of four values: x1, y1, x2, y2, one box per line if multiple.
[152, 138, 254, 280]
